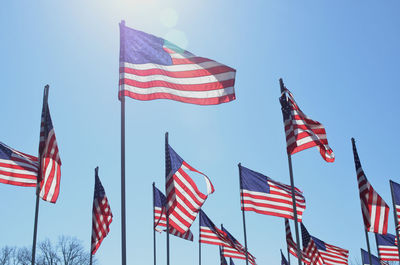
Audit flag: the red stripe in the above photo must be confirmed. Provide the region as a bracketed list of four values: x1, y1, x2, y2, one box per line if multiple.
[120, 77, 235, 91]
[0, 178, 36, 187]
[119, 90, 236, 105]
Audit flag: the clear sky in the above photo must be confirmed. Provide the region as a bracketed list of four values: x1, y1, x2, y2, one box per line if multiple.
[1, 0, 400, 264]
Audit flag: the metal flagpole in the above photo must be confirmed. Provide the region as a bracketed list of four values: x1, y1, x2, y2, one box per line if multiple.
[120, 19, 127, 265]
[89, 167, 99, 265]
[279, 78, 302, 265]
[153, 182, 157, 265]
[389, 180, 400, 260]
[31, 84, 49, 265]
[165, 132, 170, 265]
[284, 220, 291, 265]
[238, 163, 249, 265]
[199, 220, 201, 265]
[364, 229, 373, 265]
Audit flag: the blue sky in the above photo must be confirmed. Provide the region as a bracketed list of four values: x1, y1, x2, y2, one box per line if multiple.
[1, 0, 400, 264]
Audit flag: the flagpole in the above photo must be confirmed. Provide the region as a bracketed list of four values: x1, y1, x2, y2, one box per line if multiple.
[279, 78, 303, 265]
[389, 180, 400, 260]
[153, 182, 157, 265]
[120, 19, 127, 265]
[31, 84, 49, 265]
[284, 220, 291, 265]
[165, 132, 170, 265]
[364, 229, 373, 265]
[238, 163, 249, 265]
[199, 220, 201, 265]
[89, 167, 99, 265]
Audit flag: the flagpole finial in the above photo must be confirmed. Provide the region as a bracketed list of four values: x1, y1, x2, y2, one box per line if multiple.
[351, 138, 356, 147]
[95, 166, 99, 176]
[120, 20, 125, 26]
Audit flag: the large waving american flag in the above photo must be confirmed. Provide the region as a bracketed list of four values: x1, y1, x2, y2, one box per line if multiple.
[118, 21, 236, 105]
[239, 164, 306, 222]
[0, 142, 38, 187]
[165, 141, 214, 234]
[375, 233, 399, 261]
[279, 80, 334, 162]
[390, 180, 400, 231]
[301, 223, 349, 265]
[351, 138, 389, 234]
[91, 167, 113, 255]
[38, 88, 61, 203]
[153, 185, 193, 241]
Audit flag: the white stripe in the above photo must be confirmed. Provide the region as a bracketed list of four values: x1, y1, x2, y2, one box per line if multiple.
[121, 61, 226, 72]
[0, 174, 37, 184]
[174, 170, 205, 206]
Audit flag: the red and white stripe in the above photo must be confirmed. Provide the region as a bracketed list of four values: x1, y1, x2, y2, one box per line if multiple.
[378, 244, 399, 261]
[119, 47, 236, 106]
[39, 126, 61, 203]
[285, 219, 311, 264]
[281, 88, 334, 162]
[166, 161, 214, 234]
[357, 168, 389, 234]
[241, 179, 306, 221]
[303, 239, 324, 265]
[222, 243, 257, 265]
[318, 242, 349, 265]
[199, 226, 227, 246]
[155, 205, 193, 241]
[91, 192, 112, 254]
[0, 142, 38, 187]
[154, 206, 167, 231]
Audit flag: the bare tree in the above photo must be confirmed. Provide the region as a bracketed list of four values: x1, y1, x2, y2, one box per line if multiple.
[16, 248, 31, 265]
[57, 236, 91, 265]
[1, 237, 95, 265]
[37, 239, 59, 265]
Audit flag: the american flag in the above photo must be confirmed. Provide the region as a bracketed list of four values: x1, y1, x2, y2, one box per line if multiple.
[281, 249, 289, 265]
[351, 138, 389, 234]
[285, 218, 310, 264]
[118, 22, 236, 106]
[0, 142, 38, 187]
[165, 142, 214, 234]
[375, 233, 399, 261]
[153, 185, 193, 241]
[38, 89, 61, 203]
[221, 226, 257, 265]
[239, 164, 306, 222]
[91, 167, 112, 255]
[361, 249, 389, 265]
[301, 223, 349, 265]
[390, 180, 400, 231]
[279, 81, 334, 162]
[199, 210, 228, 246]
